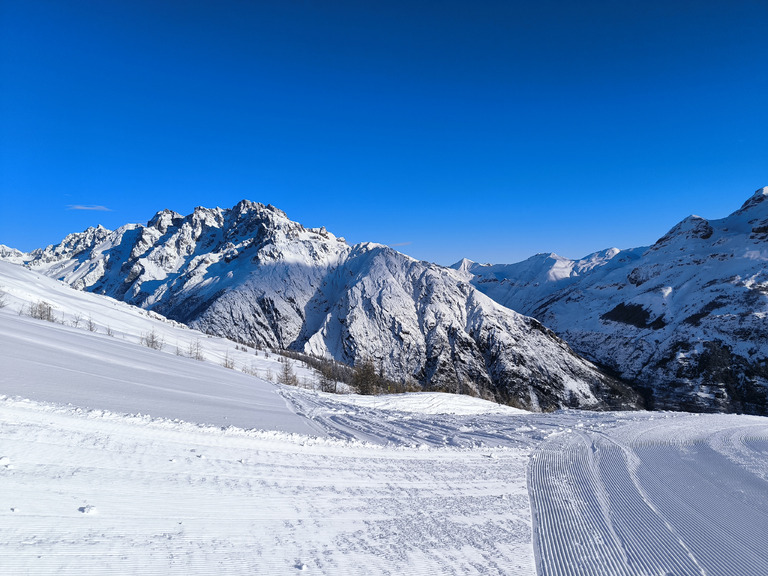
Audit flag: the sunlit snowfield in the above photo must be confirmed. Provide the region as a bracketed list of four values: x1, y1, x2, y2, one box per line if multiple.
[1, 261, 767, 575]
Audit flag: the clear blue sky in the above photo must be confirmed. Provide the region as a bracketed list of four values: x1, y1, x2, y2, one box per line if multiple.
[1, 0, 766, 264]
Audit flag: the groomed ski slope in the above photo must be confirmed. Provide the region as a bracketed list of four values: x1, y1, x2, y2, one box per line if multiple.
[2, 260, 768, 575]
[529, 413, 768, 576]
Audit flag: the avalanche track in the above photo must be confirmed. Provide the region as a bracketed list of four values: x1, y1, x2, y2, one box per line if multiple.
[528, 413, 768, 576]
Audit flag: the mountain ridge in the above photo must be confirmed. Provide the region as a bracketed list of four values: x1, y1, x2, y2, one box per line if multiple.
[4, 200, 638, 412]
[9, 187, 766, 414]
[456, 187, 768, 414]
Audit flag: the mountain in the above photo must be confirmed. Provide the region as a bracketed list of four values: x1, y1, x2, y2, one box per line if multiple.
[6, 201, 639, 412]
[0, 244, 26, 264]
[455, 187, 768, 414]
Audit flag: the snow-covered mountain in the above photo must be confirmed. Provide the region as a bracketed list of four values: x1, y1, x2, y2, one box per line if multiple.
[455, 187, 768, 414]
[0, 244, 25, 264]
[3, 247, 767, 576]
[8, 201, 638, 411]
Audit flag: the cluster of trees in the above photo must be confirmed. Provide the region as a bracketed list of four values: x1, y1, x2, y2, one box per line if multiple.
[278, 350, 421, 395]
[196, 336, 425, 396]
[17, 298, 117, 336]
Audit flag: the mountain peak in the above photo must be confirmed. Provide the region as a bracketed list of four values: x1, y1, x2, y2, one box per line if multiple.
[233, 198, 259, 212]
[147, 209, 183, 233]
[450, 258, 476, 272]
[0, 244, 26, 263]
[736, 186, 768, 214]
[230, 199, 287, 219]
[651, 214, 713, 250]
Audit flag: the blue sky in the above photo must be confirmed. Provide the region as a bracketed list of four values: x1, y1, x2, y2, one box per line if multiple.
[1, 0, 766, 265]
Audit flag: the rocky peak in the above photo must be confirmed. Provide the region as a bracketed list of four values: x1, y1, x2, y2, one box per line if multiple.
[0, 244, 26, 263]
[28, 225, 113, 263]
[147, 209, 183, 234]
[232, 199, 261, 214]
[736, 186, 768, 215]
[189, 205, 225, 228]
[650, 215, 713, 251]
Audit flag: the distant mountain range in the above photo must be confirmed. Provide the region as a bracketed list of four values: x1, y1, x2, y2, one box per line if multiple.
[3, 187, 766, 414]
[454, 187, 768, 414]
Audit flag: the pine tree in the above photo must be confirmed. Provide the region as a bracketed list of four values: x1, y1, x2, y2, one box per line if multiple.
[353, 358, 378, 395]
[279, 358, 299, 386]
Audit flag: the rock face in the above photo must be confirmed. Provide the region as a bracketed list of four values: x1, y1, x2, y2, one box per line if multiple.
[455, 187, 768, 415]
[13, 200, 638, 411]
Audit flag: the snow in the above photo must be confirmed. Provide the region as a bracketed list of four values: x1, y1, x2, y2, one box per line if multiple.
[7, 200, 637, 411]
[0, 395, 535, 575]
[0, 313, 317, 435]
[2, 257, 768, 574]
[325, 391, 529, 416]
[530, 412, 768, 575]
[457, 187, 768, 413]
[0, 259, 321, 403]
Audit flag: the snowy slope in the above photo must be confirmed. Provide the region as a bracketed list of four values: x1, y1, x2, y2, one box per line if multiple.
[0, 264, 538, 574]
[0, 396, 536, 576]
[456, 187, 768, 414]
[0, 260, 322, 430]
[7, 202, 639, 411]
[2, 257, 768, 575]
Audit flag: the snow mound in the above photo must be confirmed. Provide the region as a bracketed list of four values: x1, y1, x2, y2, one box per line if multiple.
[328, 391, 529, 415]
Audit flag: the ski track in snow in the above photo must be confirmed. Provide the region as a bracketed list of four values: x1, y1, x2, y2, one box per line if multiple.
[529, 413, 768, 576]
[0, 396, 534, 576]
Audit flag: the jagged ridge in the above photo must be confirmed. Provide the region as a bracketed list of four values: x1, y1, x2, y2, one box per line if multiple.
[11, 200, 639, 412]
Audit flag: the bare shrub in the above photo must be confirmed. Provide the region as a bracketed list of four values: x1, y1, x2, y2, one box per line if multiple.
[27, 300, 55, 322]
[241, 361, 259, 377]
[140, 328, 164, 350]
[188, 339, 205, 361]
